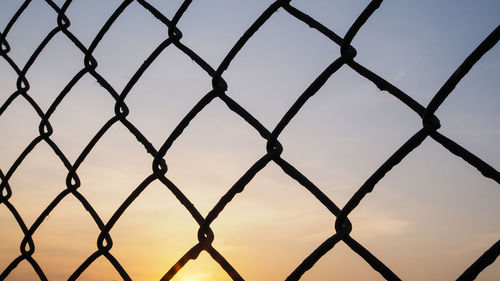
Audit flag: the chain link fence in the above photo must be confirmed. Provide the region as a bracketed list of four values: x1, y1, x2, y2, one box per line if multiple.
[1, 0, 499, 280]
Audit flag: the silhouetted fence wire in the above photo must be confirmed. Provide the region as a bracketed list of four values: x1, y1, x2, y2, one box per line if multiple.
[0, 0, 499, 280]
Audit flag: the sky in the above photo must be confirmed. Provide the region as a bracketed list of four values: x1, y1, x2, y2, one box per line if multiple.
[0, 0, 499, 280]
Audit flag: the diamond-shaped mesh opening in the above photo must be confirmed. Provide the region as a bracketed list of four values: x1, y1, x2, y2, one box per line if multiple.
[0, 2, 21, 29]
[63, 0, 123, 47]
[0, 206, 22, 270]
[139, 0, 185, 20]
[6, 142, 67, 226]
[75, 121, 152, 222]
[22, 33, 83, 111]
[348, 139, 500, 281]
[31, 196, 100, 281]
[110, 181, 200, 280]
[176, 0, 275, 66]
[2, 0, 57, 66]
[91, 1, 167, 92]
[300, 242, 387, 281]
[224, 10, 338, 128]
[211, 162, 334, 280]
[291, 0, 371, 37]
[352, 1, 500, 106]
[125, 47, 211, 147]
[0, 60, 18, 106]
[3, 260, 40, 281]
[0, 98, 39, 171]
[48, 74, 116, 162]
[166, 99, 264, 214]
[433, 49, 500, 168]
[72, 255, 124, 281]
[170, 251, 233, 281]
[279, 67, 419, 206]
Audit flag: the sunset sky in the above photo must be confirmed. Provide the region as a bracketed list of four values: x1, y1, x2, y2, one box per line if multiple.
[0, 0, 499, 280]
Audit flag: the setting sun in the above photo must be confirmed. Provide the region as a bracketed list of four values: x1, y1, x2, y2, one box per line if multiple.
[174, 273, 211, 281]
[176, 274, 212, 281]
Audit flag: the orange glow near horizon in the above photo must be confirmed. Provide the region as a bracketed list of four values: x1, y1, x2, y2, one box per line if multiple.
[1, 0, 500, 280]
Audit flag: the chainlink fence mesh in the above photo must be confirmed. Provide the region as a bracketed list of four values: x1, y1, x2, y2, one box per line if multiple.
[0, 0, 499, 280]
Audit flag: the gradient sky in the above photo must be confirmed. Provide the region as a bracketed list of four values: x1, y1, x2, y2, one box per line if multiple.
[0, 0, 499, 280]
